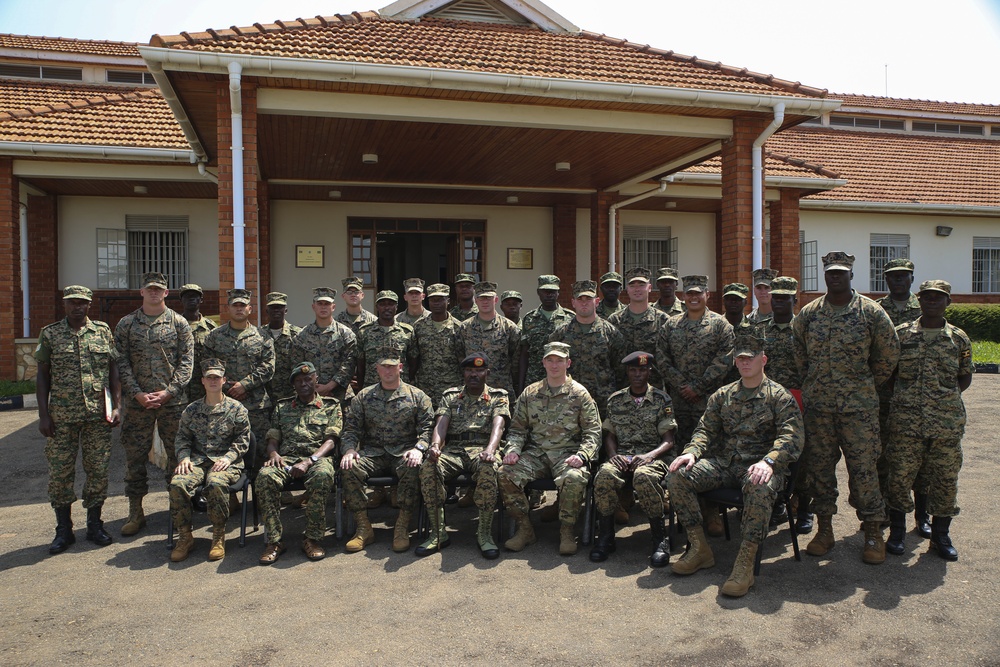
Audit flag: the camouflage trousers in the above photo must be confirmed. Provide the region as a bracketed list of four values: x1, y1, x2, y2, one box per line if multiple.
[249, 408, 272, 463]
[256, 457, 336, 542]
[594, 459, 670, 519]
[499, 449, 590, 525]
[800, 408, 886, 522]
[45, 419, 113, 509]
[885, 433, 963, 518]
[169, 463, 241, 529]
[667, 458, 782, 544]
[878, 398, 927, 497]
[342, 453, 420, 513]
[121, 401, 184, 499]
[419, 447, 499, 512]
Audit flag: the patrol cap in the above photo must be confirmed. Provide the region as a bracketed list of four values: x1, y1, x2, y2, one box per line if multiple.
[375, 289, 398, 303]
[770, 276, 799, 296]
[312, 287, 337, 303]
[454, 273, 476, 285]
[542, 341, 571, 359]
[656, 267, 679, 282]
[341, 277, 364, 292]
[500, 290, 523, 302]
[537, 275, 560, 290]
[621, 350, 654, 367]
[142, 272, 168, 289]
[179, 283, 203, 297]
[375, 346, 402, 364]
[626, 267, 652, 284]
[733, 325, 765, 358]
[723, 283, 749, 298]
[62, 285, 93, 302]
[573, 280, 598, 298]
[883, 258, 915, 274]
[460, 352, 490, 369]
[822, 251, 855, 272]
[682, 275, 709, 293]
[265, 292, 288, 306]
[752, 268, 778, 287]
[227, 288, 252, 305]
[918, 279, 951, 295]
[426, 283, 450, 298]
[474, 282, 498, 297]
[404, 278, 425, 293]
[201, 358, 226, 378]
[600, 272, 623, 285]
[290, 361, 317, 381]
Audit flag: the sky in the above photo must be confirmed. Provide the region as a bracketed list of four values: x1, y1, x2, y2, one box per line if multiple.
[1, 0, 999, 104]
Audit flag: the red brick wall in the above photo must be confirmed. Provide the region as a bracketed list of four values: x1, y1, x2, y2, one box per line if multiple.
[0, 158, 21, 378]
[258, 180, 270, 299]
[720, 115, 770, 299]
[769, 190, 801, 278]
[27, 194, 58, 335]
[552, 204, 576, 308]
[590, 192, 615, 283]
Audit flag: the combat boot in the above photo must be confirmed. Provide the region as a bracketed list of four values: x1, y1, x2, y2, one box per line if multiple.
[476, 510, 499, 560]
[120, 496, 146, 536]
[703, 500, 724, 537]
[208, 526, 227, 561]
[649, 516, 671, 568]
[861, 520, 886, 564]
[720, 541, 758, 597]
[457, 488, 475, 508]
[795, 494, 814, 535]
[49, 506, 75, 555]
[589, 514, 616, 562]
[559, 523, 578, 556]
[805, 514, 834, 556]
[392, 510, 412, 552]
[886, 510, 906, 555]
[671, 525, 714, 575]
[170, 525, 195, 562]
[415, 507, 450, 557]
[504, 512, 537, 552]
[930, 516, 958, 561]
[345, 511, 374, 552]
[85, 504, 113, 546]
[367, 488, 386, 509]
[914, 492, 932, 538]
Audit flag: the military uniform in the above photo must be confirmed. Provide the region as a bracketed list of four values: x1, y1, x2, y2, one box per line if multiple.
[187, 317, 217, 403]
[266, 320, 303, 402]
[748, 268, 778, 325]
[458, 307, 522, 395]
[357, 320, 416, 387]
[607, 306, 669, 388]
[412, 313, 464, 408]
[519, 304, 574, 386]
[396, 309, 429, 326]
[449, 304, 478, 322]
[335, 308, 377, 335]
[291, 320, 358, 400]
[596, 299, 623, 320]
[549, 315, 625, 417]
[762, 318, 800, 390]
[654, 299, 684, 316]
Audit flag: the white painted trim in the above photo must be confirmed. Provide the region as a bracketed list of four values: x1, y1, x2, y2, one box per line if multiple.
[801, 199, 1000, 217]
[145, 62, 209, 161]
[606, 141, 724, 192]
[13, 161, 208, 181]
[268, 178, 595, 194]
[670, 171, 846, 191]
[0, 47, 144, 66]
[0, 141, 194, 162]
[379, 0, 579, 32]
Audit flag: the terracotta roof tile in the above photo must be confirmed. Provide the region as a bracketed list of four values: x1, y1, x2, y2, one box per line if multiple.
[834, 93, 1000, 118]
[0, 33, 141, 57]
[684, 152, 841, 180]
[151, 15, 827, 98]
[0, 78, 145, 114]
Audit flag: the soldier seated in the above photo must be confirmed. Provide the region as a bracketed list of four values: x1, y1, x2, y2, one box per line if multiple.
[256, 362, 341, 564]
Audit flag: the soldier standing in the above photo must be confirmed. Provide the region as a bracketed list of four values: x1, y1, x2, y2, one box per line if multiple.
[114, 271, 194, 537]
[596, 272, 624, 320]
[335, 277, 377, 335]
[721, 283, 750, 328]
[397, 278, 429, 326]
[460, 282, 522, 395]
[449, 273, 479, 322]
[412, 283, 465, 408]
[356, 290, 416, 388]
[748, 268, 777, 324]
[499, 290, 523, 324]
[518, 275, 574, 389]
[654, 267, 684, 315]
[35, 285, 121, 553]
[291, 287, 358, 402]
[263, 291, 302, 403]
[607, 268, 670, 389]
[179, 284, 215, 403]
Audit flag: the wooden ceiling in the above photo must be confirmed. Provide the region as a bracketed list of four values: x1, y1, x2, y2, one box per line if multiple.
[20, 178, 217, 199]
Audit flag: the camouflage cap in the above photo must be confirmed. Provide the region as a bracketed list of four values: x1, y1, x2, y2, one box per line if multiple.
[265, 292, 288, 306]
[474, 282, 498, 297]
[460, 352, 490, 368]
[62, 285, 93, 301]
[500, 290, 523, 302]
[883, 258, 915, 274]
[404, 278, 425, 293]
[312, 287, 337, 303]
[289, 361, 317, 381]
[752, 268, 778, 287]
[770, 276, 799, 296]
[723, 283, 749, 298]
[822, 251, 855, 272]
[179, 283, 203, 296]
[600, 271, 623, 285]
[656, 267, 679, 282]
[573, 280, 598, 298]
[375, 346, 402, 364]
[201, 358, 226, 378]
[682, 275, 709, 292]
[621, 350, 654, 367]
[626, 267, 652, 284]
[733, 325, 766, 358]
[374, 289, 398, 303]
[537, 275, 560, 290]
[341, 277, 364, 292]
[542, 341, 571, 359]
[918, 279, 951, 295]
[142, 272, 168, 289]
[426, 283, 450, 298]
[227, 288, 252, 305]
[454, 273, 476, 285]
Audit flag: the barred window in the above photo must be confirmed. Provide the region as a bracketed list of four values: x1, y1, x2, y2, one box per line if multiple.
[125, 215, 189, 289]
[869, 234, 910, 292]
[800, 234, 818, 292]
[973, 237, 1000, 293]
[622, 225, 676, 275]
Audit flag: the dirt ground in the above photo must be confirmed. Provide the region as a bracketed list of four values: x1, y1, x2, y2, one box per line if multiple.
[1, 378, 998, 666]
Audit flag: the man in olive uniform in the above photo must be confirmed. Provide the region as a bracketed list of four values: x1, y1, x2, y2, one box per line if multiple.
[449, 273, 479, 322]
[335, 277, 377, 335]
[35, 285, 121, 554]
[180, 284, 215, 403]
[667, 329, 803, 597]
[590, 351, 675, 567]
[357, 290, 417, 388]
[500, 342, 601, 556]
[291, 287, 358, 402]
[608, 268, 670, 389]
[169, 359, 250, 562]
[397, 278, 429, 326]
[257, 361, 341, 564]
[460, 281, 522, 395]
[340, 347, 435, 553]
[263, 292, 302, 403]
[518, 275, 574, 389]
[793, 251, 899, 564]
[654, 267, 684, 315]
[412, 283, 465, 408]
[721, 283, 750, 328]
[500, 290, 523, 324]
[885, 280, 972, 561]
[417, 352, 509, 559]
[114, 271, 194, 537]
[748, 268, 778, 324]
[596, 272, 624, 320]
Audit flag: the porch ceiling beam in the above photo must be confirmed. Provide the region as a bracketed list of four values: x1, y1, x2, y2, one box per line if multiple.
[604, 141, 723, 192]
[269, 178, 595, 194]
[12, 161, 208, 182]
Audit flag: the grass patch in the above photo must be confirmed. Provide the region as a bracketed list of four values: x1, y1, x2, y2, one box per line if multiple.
[973, 341, 1000, 365]
[0, 380, 35, 397]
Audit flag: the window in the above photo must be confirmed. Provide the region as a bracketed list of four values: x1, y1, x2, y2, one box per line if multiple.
[461, 235, 484, 281]
[96, 229, 128, 289]
[0, 64, 82, 80]
[124, 215, 189, 289]
[106, 69, 156, 85]
[800, 233, 818, 292]
[351, 233, 374, 287]
[973, 237, 1000, 293]
[869, 234, 910, 291]
[829, 115, 905, 131]
[622, 225, 676, 275]
[913, 121, 984, 136]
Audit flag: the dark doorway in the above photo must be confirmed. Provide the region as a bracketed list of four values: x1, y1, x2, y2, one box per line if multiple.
[376, 232, 451, 300]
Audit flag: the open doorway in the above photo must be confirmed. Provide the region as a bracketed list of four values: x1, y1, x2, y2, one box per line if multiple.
[377, 232, 451, 299]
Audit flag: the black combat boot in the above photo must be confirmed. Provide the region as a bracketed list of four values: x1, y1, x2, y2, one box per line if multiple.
[589, 514, 617, 562]
[929, 516, 958, 561]
[886, 510, 906, 555]
[49, 506, 75, 554]
[85, 504, 114, 547]
[649, 516, 671, 568]
[913, 492, 932, 539]
[795, 494, 814, 535]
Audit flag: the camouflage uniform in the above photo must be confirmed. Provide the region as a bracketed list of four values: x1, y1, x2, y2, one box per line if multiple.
[549, 317, 625, 417]
[500, 378, 601, 524]
[607, 306, 670, 388]
[357, 321, 416, 387]
[419, 385, 509, 512]
[266, 321, 303, 402]
[335, 307, 377, 336]
[886, 320, 972, 517]
[412, 315, 465, 408]
[340, 382, 435, 513]
[747, 309, 774, 325]
[35, 317, 118, 509]
[169, 396, 250, 529]
[793, 291, 899, 520]
[449, 304, 478, 322]
[596, 300, 623, 320]
[668, 378, 803, 543]
[291, 321, 358, 401]
[459, 315, 522, 394]
[187, 317, 217, 403]
[204, 322, 275, 448]
[257, 395, 342, 543]
[115, 306, 194, 497]
[654, 299, 684, 316]
[876, 291, 922, 489]
[519, 305, 574, 386]
[396, 309, 429, 326]
[762, 318, 801, 390]
[595, 385, 676, 518]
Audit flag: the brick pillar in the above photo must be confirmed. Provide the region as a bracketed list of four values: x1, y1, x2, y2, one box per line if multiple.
[217, 82, 260, 324]
[28, 194, 58, 334]
[0, 158, 21, 379]
[590, 192, 616, 282]
[552, 204, 576, 308]
[769, 189, 801, 278]
[719, 115, 770, 295]
[713, 211, 723, 314]
[258, 180, 270, 299]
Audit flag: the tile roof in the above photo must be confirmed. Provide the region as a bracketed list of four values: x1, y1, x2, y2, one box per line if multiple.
[769, 126, 1000, 208]
[834, 93, 1000, 118]
[0, 33, 140, 57]
[683, 152, 841, 180]
[0, 78, 146, 115]
[150, 14, 827, 98]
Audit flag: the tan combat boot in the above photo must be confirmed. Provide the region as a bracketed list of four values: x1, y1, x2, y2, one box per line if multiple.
[170, 525, 195, 562]
[720, 541, 758, 597]
[208, 526, 226, 561]
[806, 514, 835, 556]
[558, 524, 578, 556]
[121, 496, 146, 536]
[862, 520, 886, 564]
[392, 510, 412, 553]
[671, 525, 715, 575]
[504, 512, 537, 552]
[345, 512, 374, 552]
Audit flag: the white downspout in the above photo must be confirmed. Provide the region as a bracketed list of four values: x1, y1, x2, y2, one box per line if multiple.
[19, 203, 29, 337]
[229, 61, 245, 291]
[752, 103, 785, 273]
[608, 176, 672, 274]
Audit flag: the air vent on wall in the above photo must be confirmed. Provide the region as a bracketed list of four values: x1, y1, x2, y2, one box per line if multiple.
[431, 0, 529, 24]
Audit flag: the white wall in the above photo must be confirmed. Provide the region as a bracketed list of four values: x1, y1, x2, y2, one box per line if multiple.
[616, 209, 717, 287]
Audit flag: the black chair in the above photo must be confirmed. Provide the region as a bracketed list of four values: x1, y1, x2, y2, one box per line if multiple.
[335, 473, 425, 539]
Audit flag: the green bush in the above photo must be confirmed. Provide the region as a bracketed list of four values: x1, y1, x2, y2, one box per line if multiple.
[0, 380, 35, 398]
[945, 304, 1000, 342]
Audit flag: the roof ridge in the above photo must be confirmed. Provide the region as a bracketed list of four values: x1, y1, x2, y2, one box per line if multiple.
[834, 92, 1000, 108]
[0, 89, 160, 121]
[149, 10, 383, 47]
[764, 150, 841, 179]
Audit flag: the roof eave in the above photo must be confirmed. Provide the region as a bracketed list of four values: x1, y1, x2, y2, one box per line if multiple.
[0, 140, 195, 162]
[801, 199, 1000, 218]
[672, 172, 846, 192]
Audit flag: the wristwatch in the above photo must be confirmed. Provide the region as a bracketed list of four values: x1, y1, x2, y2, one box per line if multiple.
[309, 454, 320, 464]
[763, 456, 776, 467]
[415, 442, 428, 453]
